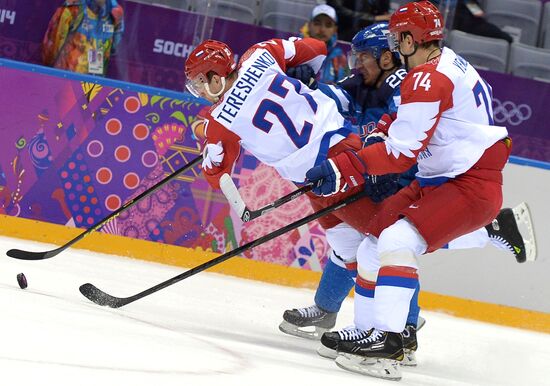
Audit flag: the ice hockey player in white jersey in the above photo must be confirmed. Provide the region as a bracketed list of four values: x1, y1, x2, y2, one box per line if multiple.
[185, 37, 358, 187]
[305, 1, 530, 380]
[184, 38, 401, 315]
[277, 22, 536, 366]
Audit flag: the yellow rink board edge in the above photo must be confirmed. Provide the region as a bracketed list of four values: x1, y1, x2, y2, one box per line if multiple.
[1, 214, 548, 334]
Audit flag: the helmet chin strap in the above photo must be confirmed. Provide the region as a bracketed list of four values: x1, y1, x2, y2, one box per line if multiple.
[204, 76, 226, 100]
[399, 45, 418, 72]
[398, 33, 418, 72]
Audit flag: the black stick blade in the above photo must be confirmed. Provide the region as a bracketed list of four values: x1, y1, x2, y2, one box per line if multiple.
[79, 283, 128, 308]
[6, 248, 55, 260]
[77, 191, 368, 310]
[6, 156, 204, 263]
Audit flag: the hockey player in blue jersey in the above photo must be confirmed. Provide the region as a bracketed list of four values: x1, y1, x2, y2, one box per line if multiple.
[279, 23, 424, 365]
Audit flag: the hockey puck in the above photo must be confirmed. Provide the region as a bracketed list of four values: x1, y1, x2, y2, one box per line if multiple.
[16, 273, 27, 289]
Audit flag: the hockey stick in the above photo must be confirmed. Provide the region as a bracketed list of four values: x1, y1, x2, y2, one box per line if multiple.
[219, 174, 312, 222]
[6, 155, 203, 261]
[80, 190, 369, 308]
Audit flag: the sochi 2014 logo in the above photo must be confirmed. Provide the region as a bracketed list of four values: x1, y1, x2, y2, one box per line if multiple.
[492, 98, 532, 126]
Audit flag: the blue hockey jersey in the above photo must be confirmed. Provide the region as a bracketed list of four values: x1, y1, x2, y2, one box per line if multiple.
[317, 67, 417, 187]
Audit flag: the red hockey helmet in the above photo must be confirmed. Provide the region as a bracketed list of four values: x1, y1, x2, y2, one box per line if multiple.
[388, 1, 444, 52]
[184, 39, 236, 97]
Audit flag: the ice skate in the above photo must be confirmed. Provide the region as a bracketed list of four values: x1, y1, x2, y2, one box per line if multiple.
[317, 315, 425, 361]
[416, 315, 426, 330]
[335, 329, 404, 381]
[486, 202, 537, 263]
[401, 324, 418, 367]
[279, 305, 337, 340]
[317, 326, 371, 359]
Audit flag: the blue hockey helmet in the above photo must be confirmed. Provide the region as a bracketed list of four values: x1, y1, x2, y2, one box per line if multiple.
[348, 22, 399, 68]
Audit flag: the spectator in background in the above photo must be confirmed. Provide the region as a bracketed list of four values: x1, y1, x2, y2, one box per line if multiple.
[326, 0, 391, 41]
[42, 0, 124, 76]
[299, 4, 349, 84]
[431, 0, 513, 43]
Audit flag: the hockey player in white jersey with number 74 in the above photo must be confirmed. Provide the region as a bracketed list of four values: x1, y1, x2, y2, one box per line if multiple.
[305, 1, 532, 381]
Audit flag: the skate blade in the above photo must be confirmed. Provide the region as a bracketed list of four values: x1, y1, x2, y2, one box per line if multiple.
[417, 315, 426, 331]
[401, 349, 417, 367]
[512, 202, 537, 262]
[317, 343, 338, 359]
[335, 353, 402, 381]
[278, 320, 327, 341]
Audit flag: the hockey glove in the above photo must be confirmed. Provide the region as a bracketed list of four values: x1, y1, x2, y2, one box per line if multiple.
[202, 141, 224, 170]
[361, 113, 396, 147]
[306, 150, 367, 196]
[364, 132, 386, 148]
[361, 125, 400, 201]
[376, 113, 396, 135]
[286, 64, 318, 89]
[364, 173, 400, 203]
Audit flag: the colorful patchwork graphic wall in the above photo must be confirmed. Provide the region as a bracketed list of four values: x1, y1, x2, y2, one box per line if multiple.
[0, 59, 329, 271]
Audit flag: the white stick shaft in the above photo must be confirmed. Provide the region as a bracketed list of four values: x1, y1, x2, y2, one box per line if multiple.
[219, 173, 246, 218]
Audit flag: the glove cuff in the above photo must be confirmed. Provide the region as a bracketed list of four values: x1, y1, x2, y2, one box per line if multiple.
[334, 150, 367, 188]
[376, 113, 396, 135]
[364, 132, 387, 148]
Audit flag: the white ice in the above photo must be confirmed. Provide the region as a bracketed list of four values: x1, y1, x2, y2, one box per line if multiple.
[0, 235, 549, 386]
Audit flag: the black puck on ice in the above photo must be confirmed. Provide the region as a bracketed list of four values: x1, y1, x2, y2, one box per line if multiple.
[16, 273, 28, 289]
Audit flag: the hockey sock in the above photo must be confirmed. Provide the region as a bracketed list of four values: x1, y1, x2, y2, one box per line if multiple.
[314, 258, 355, 313]
[374, 265, 419, 332]
[406, 283, 421, 327]
[445, 227, 489, 249]
[353, 275, 376, 330]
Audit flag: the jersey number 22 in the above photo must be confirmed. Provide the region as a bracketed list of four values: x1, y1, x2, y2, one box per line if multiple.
[253, 74, 318, 148]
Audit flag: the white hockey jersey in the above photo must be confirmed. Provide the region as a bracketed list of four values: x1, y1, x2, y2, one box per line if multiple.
[360, 47, 508, 181]
[202, 38, 353, 188]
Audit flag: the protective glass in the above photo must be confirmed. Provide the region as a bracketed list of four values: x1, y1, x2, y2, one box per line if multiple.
[347, 50, 371, 69]
[387, 32, 400, 53]
[185, 77, 207, 98]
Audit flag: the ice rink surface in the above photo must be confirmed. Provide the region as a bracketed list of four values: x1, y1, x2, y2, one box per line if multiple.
[0, 235, 549, 386]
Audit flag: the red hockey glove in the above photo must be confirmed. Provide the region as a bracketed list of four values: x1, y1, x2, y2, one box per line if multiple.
[363, 113, 396, 147]
[307, 150, 367, 196]
[375, 113, 397, 135]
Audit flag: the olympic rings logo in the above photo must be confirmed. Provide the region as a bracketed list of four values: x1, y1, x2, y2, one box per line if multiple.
[492, 98, 532, 126]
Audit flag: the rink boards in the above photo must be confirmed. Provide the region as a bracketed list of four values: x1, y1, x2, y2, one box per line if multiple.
[0, 59, 548, 334]
[1, 210, 548, 334]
